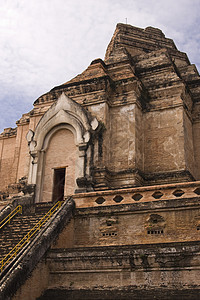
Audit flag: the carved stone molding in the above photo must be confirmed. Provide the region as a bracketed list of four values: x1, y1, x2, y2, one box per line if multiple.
[27, 93, 99, 202]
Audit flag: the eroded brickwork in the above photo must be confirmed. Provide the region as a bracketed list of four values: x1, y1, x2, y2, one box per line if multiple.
[1, 24, 200, 299]
[1, 23, 200, 198]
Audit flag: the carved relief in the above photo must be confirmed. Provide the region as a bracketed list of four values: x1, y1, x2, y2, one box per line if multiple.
[100, 217, 119, 239]
[145, 214, 166, 235]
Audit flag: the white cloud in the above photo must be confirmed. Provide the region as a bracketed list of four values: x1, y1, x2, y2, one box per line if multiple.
[0, 0, 199, 131]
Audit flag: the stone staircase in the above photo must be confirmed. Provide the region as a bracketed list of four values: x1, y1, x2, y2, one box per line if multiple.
[0, 203, 53, 264]
[0, 198, 75, 300]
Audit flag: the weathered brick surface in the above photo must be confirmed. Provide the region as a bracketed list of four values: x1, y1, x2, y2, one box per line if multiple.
[45, 242, 200, 297]
[53, 187, 200, 248]
[0, 23, 200, 299]
[1, 23, 200, 195]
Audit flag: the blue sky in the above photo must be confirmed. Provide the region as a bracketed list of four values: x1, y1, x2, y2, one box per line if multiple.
[0, 0, 200, 132]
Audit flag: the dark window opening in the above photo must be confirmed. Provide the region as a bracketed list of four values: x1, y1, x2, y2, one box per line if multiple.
[152, 191, 163, 199]
[147, 230, 163, 235]
[95, 197, 105, 204]
[173, 189, 185, 197]
[113, 195, 123, 203]
[106, 221, 112, 226]
[52, 168, 66, 202]
[102, 232, 117, 237]
[132, 193, 143, 201]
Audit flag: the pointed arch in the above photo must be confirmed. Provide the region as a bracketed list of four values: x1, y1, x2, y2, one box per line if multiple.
[27, 93, 98, 202]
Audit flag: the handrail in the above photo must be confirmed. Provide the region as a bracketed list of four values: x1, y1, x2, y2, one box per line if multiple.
[0, 205, 22, 230]
[0, 201, 63, 273]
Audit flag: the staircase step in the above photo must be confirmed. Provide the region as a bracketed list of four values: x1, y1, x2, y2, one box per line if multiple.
[35, 202, 53, 213]
[0, 205, 54, 264]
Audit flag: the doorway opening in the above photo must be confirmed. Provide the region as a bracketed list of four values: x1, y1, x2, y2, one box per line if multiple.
[52, 168, 66, 202]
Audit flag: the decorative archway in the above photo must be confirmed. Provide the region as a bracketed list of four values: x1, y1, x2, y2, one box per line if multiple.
[27, 93, 99, 202]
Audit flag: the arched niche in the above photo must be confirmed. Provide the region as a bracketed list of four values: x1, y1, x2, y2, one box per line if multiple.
[42, 127, 77, 202]
[27, 93, 99, 203]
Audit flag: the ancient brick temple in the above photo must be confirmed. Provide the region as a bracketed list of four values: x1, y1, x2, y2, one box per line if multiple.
[1, 24, 200, 299]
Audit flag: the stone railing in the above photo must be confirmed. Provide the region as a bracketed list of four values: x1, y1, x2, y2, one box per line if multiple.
[72, 181, 200, 208]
